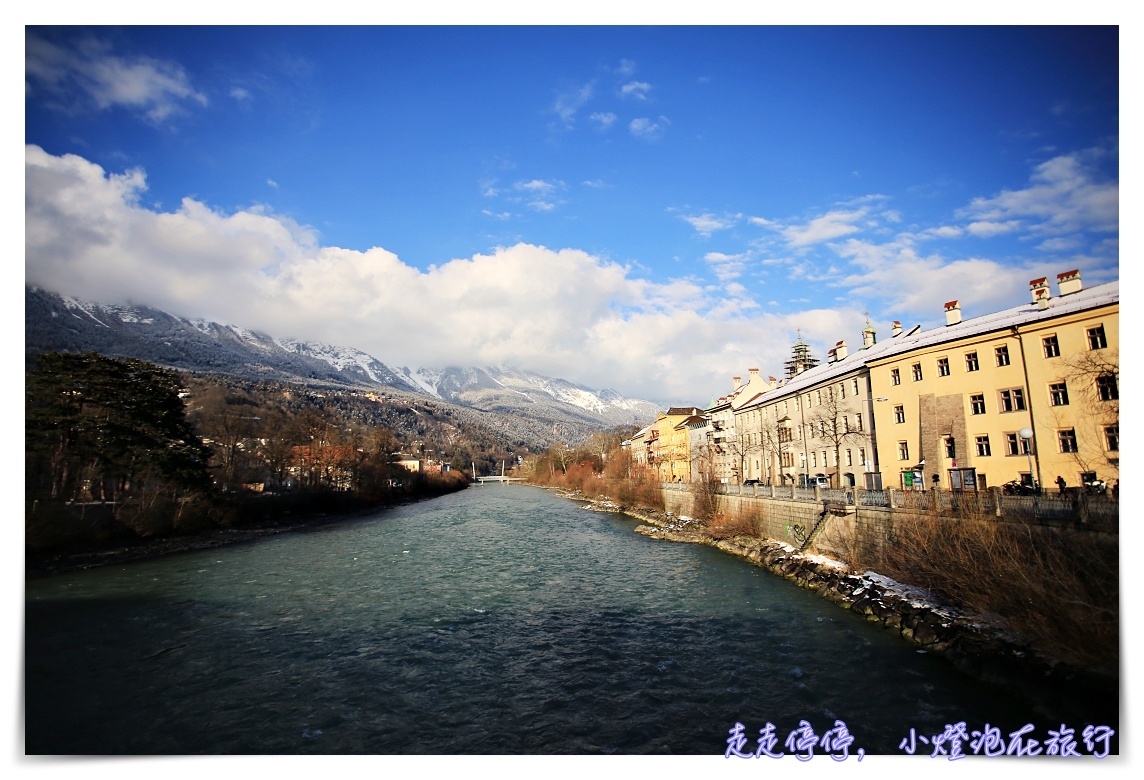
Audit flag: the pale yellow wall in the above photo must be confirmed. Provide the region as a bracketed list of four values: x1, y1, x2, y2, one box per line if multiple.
[1018, 304, 1118, 488]
[869, 302, 1118, 490]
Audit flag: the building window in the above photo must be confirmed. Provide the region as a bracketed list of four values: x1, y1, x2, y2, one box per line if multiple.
[846, 449, 853, 466]
[1006, 433, 1020, 456]
[781, 452, 794, 468]
[1105, 426, 1119, 451]
[1043, 335, 1060, 358]
[839, 382, 846, 399]
[855, 414, 863, 432]
[944, 437, 956, 459]
[1058, 428, 1078, 453]
[894, 405, 905, 424]
[890, 368, 901, 386]
[811, 452, 817, 468]
[822, 450, 829, 467]
[859, 448, 866, 467]
[1049, 382, 1069, 406]
[898, 441, 909, 460]
[995, 345, 1010, 367]
[852, 379, 859, 396]
[843, 416, 850, 432]
[965, 351, 979, 372]
[999, 388, 1026, 412]
[778, 427, 792, 443]
[970, 394, 986, 415]
[816, 390, 822, 405]
[975, 435, 991, 457]
[1096, 374, 1118, 401]
[937, 357, 950, 376]
[1088, 324, 1107, 350]
[911, 363, 923, 381]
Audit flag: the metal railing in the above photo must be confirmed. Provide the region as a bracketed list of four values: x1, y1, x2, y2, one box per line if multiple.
[664, 481, 1118, 525]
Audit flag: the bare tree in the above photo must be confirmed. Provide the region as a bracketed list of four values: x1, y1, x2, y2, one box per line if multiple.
[806, 391, 866, 487]
[715, 430, 761, 485]
[1056, 348, 1119, 479]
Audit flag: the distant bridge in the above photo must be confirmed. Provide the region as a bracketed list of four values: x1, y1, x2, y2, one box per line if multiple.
[475, 476, 525, 484]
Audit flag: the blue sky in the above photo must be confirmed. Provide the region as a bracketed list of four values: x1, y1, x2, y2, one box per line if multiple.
[24, 25, 1119, 403]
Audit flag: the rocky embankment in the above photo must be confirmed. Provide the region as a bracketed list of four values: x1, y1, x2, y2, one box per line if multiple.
[559, 489, 1115, 709]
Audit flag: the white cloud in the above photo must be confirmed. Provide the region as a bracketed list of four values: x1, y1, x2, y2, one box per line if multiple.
[703, 252, 746, 282]
[27, 145, 832, 403]
[616, 59, 637, 77]
[25, 32, 207, 122]
[966, 220, 1020, 237]
[630, 116, 669, 140]
[515, 179, 560, 195]
[553, 82, 594, 125]
[918, 225, 964, 239]
[959, 147, 1118, 235]
[682, 213, 737, 236]
[589, 111, 616, 129]
[620, 81, 651, 100]
[266, 179, 278, 189]
[1036, 236, 1083, 252]
[782, 209, 867, 247]
[482, 209, 511, 220]
[229, 87, 252, 102]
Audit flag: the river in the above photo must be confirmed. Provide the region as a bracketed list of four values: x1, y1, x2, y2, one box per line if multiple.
[25, 485, 1118, 756]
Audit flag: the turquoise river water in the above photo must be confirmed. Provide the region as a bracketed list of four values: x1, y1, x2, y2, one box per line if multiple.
[25, 485, 1118, 755]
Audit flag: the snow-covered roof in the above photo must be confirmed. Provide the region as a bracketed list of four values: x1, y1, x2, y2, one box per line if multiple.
[737, 322, 921, 411]
[863, 279, 1119, 365]
[736, 279, 1118, 414]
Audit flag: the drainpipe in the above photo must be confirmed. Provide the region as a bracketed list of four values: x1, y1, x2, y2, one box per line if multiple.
[1011, 326, 1043, 491]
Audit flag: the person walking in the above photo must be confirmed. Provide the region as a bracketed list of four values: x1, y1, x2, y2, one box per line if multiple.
[1056, 475, 1066, 494]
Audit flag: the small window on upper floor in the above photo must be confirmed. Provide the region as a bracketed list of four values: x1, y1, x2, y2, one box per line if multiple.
[995, 345, 1010, 367]
[1049, 382, 1069, 407]
[911, 363, 923, 381]
[937, 357, 950, 377]
[1096, 374, 1118, 401]
[965, 351, 979, 372]
[894, 405, 905, 424]
[1088, 324, 1107, 350]
[890, 368, 901, 386]
[1043, 335, 1060, 358]
[970, 394, 986, 415]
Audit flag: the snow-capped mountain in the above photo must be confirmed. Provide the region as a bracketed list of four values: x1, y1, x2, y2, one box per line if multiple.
[25, 287, 662, 435]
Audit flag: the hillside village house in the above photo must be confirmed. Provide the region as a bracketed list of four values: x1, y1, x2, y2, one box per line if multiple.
[867, 272, 1118, 492]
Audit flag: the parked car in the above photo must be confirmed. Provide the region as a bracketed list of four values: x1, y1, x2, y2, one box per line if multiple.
[802, 476, 831, 488]
[743, 479, 760, 486]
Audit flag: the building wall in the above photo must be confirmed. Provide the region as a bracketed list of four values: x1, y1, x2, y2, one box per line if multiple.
[869, 299, 1118, 491]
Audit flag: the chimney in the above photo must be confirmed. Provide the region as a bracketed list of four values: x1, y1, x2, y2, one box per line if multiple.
[827, 347, 836, 363]
[892, 321, 902, 337]
[1057, 269, 1082, 296]
[862, 323, 876, 348]
[1030, 277, 1051, 310]
[768, 376, 777, 384]
[835, 340, 848, 361]
[732, 376, 742, 392]
[748, 367, 760, 382]
[944, 300, 962, 326]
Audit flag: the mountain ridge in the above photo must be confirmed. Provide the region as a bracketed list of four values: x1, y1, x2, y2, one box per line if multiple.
[25, 287, 662, 443]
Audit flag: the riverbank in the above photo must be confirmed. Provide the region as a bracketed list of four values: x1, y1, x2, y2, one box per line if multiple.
[556, 488, 1118, 723]
[25, 483, 470, 579]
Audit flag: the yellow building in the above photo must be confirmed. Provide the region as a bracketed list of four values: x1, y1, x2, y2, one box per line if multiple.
[867, 272, 1118, 492]
[650, 407, 703, 483]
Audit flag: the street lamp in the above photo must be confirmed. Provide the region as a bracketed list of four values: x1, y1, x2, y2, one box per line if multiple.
[1019, 427, 1037, 492]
